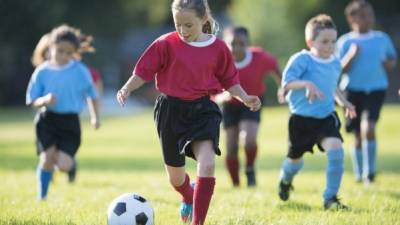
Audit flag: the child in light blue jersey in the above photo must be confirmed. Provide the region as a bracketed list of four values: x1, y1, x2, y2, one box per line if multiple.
[337, 0, 397, 184]
[278, 14, 356, 210]
[26, 25, 100, 200]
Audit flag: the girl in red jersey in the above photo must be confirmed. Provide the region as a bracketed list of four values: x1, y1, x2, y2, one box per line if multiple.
[116, 1, 261, 224]
[216, 26, 282, 187]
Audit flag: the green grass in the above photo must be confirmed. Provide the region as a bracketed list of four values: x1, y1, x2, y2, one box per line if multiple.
[0, 105, 400, 225]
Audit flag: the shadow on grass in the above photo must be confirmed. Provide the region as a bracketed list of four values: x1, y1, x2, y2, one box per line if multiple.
[0, 219, 76, 225]
[276, 200, 313, 211]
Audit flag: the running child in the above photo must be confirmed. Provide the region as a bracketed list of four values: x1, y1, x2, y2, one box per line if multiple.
[217, 26, 281, 187]
[26, 25, 100, 200]
[278, 14, 356, 210]
[116, 1, 261, 224]
[337, 0, 397, 183]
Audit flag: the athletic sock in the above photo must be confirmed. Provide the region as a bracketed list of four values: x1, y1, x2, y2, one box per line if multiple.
[173, 173, 194, 204]
[323, 148, 344, 202]
[225, 156, 240, 186]
[192, 177, 215, 225]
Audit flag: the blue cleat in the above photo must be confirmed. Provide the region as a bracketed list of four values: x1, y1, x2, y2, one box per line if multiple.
[180, 202, 193, 223]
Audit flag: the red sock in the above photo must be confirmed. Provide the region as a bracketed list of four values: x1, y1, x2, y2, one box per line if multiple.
[245, 145, 257, 168]
[192, 177, 215, 225]
[225, 156, 240, 186]
[173, 174, 193, 204]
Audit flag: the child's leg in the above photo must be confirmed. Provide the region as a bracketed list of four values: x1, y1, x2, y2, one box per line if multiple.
[350, 132, 363, 181]
[321, 137, 344, 202]
[279, 158, 304, 184]
[55, 151, 74, 173]
[192, 140, 216, 225]
[165, 166, 193, 204]
[37, 146, 57, 200]
[224, 126, 240, 186]
[239, 120, 259, 186]
[361, 120, 377, 180]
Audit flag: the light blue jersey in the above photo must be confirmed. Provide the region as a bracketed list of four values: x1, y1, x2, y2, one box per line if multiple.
[282, 50, 341, 118]
[337, 30, 397, 91]
[26, 60, 97, 114]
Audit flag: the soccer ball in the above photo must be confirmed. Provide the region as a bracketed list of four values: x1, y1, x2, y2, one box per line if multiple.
[107, 193, 154, 225]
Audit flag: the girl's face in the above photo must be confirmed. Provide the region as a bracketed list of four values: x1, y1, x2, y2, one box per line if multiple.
[349, 6, 375, 32]
[225, 32, 248, 61]
[173, 9, 206, 42]
[310, 28, 337, 59]
[50, 41, 76, 65]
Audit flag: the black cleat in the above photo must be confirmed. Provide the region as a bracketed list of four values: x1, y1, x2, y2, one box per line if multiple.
[324, 196, 349, 210]
[278, 180, 293, 201]
[245, 168, 256, 187]
[68, 160, 77, 183]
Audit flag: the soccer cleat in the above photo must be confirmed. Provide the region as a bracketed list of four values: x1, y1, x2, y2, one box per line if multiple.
[324, 196, 349, 210]
[180, 202, 193, 223]
[245, 168, 256, 187]
[278, 180, 293, 201]
[67, 160, 77, 183]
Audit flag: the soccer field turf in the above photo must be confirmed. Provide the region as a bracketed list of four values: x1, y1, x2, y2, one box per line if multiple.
[0, 106, 399, 225]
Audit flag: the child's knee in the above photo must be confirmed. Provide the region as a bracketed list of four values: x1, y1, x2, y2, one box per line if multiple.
[199, 161, 215, 176]
[56, 152, 74, 172]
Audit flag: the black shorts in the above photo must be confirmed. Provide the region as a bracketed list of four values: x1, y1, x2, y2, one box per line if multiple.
[35, 110, 81, 157]
[154, 95, 222, 167]
[287, 112, 343, 159]
[222, 102, 261, 128]
[345, 90, 386, 132]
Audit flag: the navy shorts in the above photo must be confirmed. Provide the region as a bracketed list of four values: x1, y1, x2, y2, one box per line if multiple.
[154, 95, 222, 167]
[287, 112, 343, 159]
[35, 110, 81, 157]
[222, 102, 261, 128]
[345, 90, 386, 132]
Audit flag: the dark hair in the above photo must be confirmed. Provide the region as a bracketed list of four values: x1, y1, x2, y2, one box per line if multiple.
[233, 26, 249, 38]
[49, 25, 80, 49]
[305, 14, 336, 41]
[171, 0, 218, 34]
[345, 0, 372, 17]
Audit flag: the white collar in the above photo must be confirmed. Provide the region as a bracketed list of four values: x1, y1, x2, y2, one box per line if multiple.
[46, 60, 75, 70]
[306, 51, 335, 64]
[184, 35, 216, 47]
[235, 49, 253, 69]
[349, 30, 375, 40]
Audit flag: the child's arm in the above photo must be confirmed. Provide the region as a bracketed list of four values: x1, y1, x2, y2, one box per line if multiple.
[116, 75, 146, 107]
[284, 80, 323, 104]
[335, 89, 356, 119]
[341, 43, 359, 73]
[86, 97, 100, 129]
[270, 69, 286, 104]
[383, 58, 397, 72]
[227, 84, 261, 111]
[30, 93, 56, 108]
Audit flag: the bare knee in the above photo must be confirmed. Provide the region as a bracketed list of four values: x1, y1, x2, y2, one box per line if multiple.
[39, 147, 57, 170]
[198, 160, 215, 177]
[56, 152, 74, 172]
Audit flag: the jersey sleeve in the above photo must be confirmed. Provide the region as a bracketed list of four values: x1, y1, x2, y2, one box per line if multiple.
[214, 44, 240, 90]
[133, 39, 166, 81]
[383, 33, 398, 59]
[262, 51, 280, 75]
[282, 53, 308, 87]
[81, 64, 98, 99]
[26, 69, 44, 105]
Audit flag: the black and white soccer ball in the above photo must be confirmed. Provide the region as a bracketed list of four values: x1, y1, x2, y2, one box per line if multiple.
[107, 193, 154, 225]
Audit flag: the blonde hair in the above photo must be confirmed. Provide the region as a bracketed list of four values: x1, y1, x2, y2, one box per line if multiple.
[171, 0, 218, 34]
[31, 33, 51, 67]
[305, 14, 336, 41]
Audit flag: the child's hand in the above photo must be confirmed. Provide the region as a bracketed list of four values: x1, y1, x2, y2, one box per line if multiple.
[398, 89, 400, 96]
[344, 102, 357, 119]
[243, 95, 261, 111]
[305, 82, 323, 104]
[383, 59, 397, 71]
[214, 91, 232, 105]
[90, 117, 101, 130]
[116, 87, 130, 107]
[277, 87, 286, 104]
[43, 93, 56, 106]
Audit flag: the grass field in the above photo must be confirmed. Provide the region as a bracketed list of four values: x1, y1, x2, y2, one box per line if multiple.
[0, 105, 400, 225]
